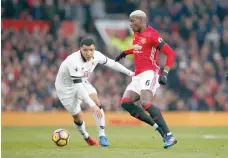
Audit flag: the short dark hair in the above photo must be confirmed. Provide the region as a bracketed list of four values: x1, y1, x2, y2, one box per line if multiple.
[80, 37, 95, 47]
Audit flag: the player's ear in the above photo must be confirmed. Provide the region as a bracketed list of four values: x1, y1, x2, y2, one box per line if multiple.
[141, 18, 146, 24]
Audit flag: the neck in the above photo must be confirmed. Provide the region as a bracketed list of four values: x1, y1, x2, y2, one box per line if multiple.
[139, 25, 147, 33]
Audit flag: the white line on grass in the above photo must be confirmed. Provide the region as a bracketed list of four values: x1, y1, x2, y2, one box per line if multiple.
[203, 135, 228, 139]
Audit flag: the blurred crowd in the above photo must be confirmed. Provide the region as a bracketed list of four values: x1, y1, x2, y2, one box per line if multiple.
[1, 0, 228, 112]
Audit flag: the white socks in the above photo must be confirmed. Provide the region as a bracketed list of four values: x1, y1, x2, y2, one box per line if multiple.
[167, 132, 172, 136]
[152, 123, 159, 130]
[93, 108, 105, 137]
[74, 121, 89, 139]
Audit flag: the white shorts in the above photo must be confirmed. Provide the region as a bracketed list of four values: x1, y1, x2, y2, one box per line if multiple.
[126, 70, 160, 96]
[56, 81, 97, 115]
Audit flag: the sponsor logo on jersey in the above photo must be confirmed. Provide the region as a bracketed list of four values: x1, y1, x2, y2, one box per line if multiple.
[133, 44, 142, 50]
[133, 44, 143, 54]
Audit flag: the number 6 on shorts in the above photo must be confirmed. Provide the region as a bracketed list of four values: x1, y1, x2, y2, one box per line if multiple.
[145, 80, 150, 86]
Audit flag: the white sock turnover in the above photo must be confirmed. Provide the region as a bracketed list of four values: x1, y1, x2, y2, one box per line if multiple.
[74, 121, 89, 139]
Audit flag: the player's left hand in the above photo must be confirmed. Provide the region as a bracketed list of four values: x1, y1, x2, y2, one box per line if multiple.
[226, 72, 228, 81]
[159, 70, 168, 85]
[115, 52, 127, 62]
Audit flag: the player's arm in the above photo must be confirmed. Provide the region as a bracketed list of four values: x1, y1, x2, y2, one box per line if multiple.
[73, 80, 96, 107]
[105, 58, 134, 76]
[115, 48, 134, 62]
[97, 52, 134, 76]
[68, 66, 96, 107]
[68, 65, 102, 118]
[156, 38, 175, 72]
[152, 34, 176, 85]
[73, 79, 103, 118]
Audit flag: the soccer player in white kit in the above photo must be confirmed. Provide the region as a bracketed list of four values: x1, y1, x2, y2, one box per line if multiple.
[55, 37, 133, 147]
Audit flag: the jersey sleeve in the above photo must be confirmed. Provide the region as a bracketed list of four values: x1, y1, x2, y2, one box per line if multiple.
[95, 51, 108, 64]
[150, 30, 175, 67]
[123, 48, 134, 54]
[150, 31, 165, 50]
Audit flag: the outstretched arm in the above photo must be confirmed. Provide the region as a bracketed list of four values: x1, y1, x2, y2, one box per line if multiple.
[115, 48, 134, 62]
[123, 48, 134, 55]
[104, 58, 134, 76]
[96, 51, 134, 76]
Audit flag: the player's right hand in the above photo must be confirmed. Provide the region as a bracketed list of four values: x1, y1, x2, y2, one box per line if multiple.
[115, 52, 127, 62]
[159, 70, 168, 85]
[91, 106, 103, 119]
[128, 71, 134, 76]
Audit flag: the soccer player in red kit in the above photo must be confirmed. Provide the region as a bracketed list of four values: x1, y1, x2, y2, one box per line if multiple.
[115, 10, 177, 149]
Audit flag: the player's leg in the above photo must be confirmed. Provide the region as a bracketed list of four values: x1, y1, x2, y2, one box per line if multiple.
[72, 110, 99, 146]
[140, 90, 177, 148]
[140, 90, 171, 134]
[121, 90, 159, 127]
[140, 70, 177, 148]
[89, 93, 109, 147]
[56, 89, 99, 146]
[72, 111, 88, 139]
[83, 81, 109, 146]
[121, 76, 164, 134]
[122, 90, 165, 137]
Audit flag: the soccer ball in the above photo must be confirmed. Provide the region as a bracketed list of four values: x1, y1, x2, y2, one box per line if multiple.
[52, 129, 70, 147]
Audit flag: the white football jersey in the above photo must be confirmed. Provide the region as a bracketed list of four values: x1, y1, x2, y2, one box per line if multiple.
[55, 50, 107, 92]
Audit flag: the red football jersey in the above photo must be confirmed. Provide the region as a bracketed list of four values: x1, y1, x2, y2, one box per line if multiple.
[132, 26, 164, 75]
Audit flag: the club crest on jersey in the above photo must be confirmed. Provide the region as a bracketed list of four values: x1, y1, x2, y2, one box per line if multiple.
[140, 37, 146, 44]
[133, 44, 142, 50]
[84, 71, 90, 77]
[158, 37, 163, 43]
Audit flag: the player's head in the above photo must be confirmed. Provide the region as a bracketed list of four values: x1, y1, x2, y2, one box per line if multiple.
[129, 10, 147, 32]
[80, 37, 96, 61]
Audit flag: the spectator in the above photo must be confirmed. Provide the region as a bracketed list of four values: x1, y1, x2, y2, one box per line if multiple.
[1, 0, 228, 112]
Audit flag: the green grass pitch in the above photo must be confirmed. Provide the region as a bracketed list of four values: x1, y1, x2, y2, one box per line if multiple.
[2, 126, 228, 158]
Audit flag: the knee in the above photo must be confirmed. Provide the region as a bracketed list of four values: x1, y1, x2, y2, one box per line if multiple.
[94, 99, 101, 107]
[140, 100, 148, 107]
[121, 97, 134, 110]
[140, 100, 152, 110]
